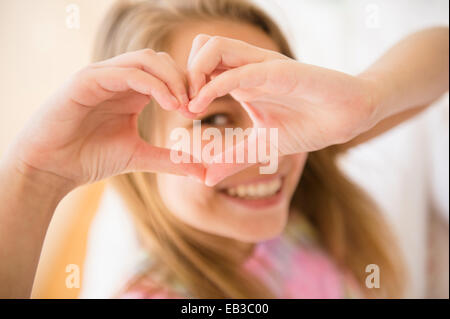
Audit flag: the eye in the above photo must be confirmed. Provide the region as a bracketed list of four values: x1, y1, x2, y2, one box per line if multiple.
[200, 113, 231, 126]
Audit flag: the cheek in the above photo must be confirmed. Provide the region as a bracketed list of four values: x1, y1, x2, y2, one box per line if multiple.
[156, 173, 216, 220]
[295, 153, 308, 171]
[285, 153, 308, 189]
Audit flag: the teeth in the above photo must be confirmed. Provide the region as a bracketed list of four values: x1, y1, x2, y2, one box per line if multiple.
[225, 178, 282, 199]
[236, 185, 247, 197]
[247, 185, 257, 197]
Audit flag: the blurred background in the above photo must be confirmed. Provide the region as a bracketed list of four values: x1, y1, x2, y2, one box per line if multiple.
[0, 0, 448, 298]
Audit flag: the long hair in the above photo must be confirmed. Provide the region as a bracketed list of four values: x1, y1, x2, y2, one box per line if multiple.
[93, 0, 405, 298]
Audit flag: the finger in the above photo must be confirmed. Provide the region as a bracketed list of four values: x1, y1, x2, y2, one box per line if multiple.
[71, 67, 179, 110]
[204, 129, 259, 186]
[187, 34, 211, 98]
[177, 107, 201, 119]
[155, 51, 190, 108]
[204, 117, 281, 186]
[155, 53, 199, 118]
[99, 92, 151, 115]
[187, 34, 211, 68]
[125, 139, 206, 182]
[205, 162, 254, 187]
[187, 35, 280, 101]
[96, 49, 189, 109]
[188, 63, 267, 113]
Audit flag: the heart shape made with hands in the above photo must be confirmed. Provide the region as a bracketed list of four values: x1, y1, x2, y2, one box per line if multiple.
[23, 34, 370, 189]
[172, 34, 297, 186]
[78, 38, 282, 187]
[178, 33, 376, 187]
[175, 34, 315, 186]
[147, 33, 370, 186]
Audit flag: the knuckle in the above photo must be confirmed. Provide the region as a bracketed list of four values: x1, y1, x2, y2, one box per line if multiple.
[142, 48, 155, 55]
[88, 61, 102, 68]
[186, 60, 197, 72]
[156, 51, 170, 59]
[194, 33, 210, 43]
[127, 67, 140, 76]
[151, 80, 167, 94]
[72, 66, 92, 83]
[139, 48, 156, 59]
[209, 36, 224, 47]
[126, 68, 144, 80]
[157, 51, 177, 66]
[68, 67, 101, 102]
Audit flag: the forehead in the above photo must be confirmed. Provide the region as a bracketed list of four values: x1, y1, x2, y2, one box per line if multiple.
[166, 19, 280, 67]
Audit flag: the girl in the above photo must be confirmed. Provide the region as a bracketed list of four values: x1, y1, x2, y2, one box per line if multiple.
[0, 0, 448, 299]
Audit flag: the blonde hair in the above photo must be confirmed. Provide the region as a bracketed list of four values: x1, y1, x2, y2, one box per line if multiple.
[93, 0, 405, 298]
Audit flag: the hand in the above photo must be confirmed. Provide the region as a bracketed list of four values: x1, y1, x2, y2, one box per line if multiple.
[186, 35, 379, 185]
[9, 49, 205, 190]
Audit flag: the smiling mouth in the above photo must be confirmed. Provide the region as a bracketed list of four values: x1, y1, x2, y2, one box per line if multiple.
[220, 176, 283, 200]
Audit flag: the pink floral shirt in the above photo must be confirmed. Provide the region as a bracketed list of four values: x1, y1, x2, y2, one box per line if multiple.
[119, 214, 361, 299]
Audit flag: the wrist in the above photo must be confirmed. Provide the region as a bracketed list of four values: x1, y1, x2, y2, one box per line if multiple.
[0, 152, 75, 204]
[358, 70, 394, 129]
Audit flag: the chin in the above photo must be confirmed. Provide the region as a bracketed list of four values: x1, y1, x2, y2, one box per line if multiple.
[219, 203, 290, 243]
[157, 155, 306, 244]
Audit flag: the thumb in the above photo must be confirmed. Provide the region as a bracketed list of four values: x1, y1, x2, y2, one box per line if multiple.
[125, 140, 206, 182]
[204, 130, 258, 186]
[205, 162, 254, 187]
[204, 125, 280, 186]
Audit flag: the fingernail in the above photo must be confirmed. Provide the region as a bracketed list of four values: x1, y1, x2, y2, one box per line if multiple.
[188, 175, 203, 184]
[205, 178, 216, 187]
[188, 98, 197, 113]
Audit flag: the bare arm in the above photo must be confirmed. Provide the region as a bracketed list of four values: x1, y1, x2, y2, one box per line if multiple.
[0, 49, 203, 298]
[0, 153, 73, 298]
[344, 27, 449, 149]
[184, 29, 449, 185]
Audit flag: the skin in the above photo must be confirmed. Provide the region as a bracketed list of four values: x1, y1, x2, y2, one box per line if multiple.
[0, 18, 447, 297]
[184, 29, 449, 185]
[156, 20, 306, 243]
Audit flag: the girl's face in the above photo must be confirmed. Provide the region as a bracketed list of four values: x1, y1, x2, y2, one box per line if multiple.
[155, 20, 307, 243]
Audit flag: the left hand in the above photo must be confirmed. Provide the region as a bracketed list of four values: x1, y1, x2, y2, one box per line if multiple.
[186, 35, 380, 185]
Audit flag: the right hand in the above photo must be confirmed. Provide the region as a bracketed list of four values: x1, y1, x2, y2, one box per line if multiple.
[7, 49, 205, 190]
[185, 35, 378, 186]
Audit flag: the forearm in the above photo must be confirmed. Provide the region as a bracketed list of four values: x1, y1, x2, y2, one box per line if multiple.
[360, 27, 449, 123]
[0, 151, 73, 298]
